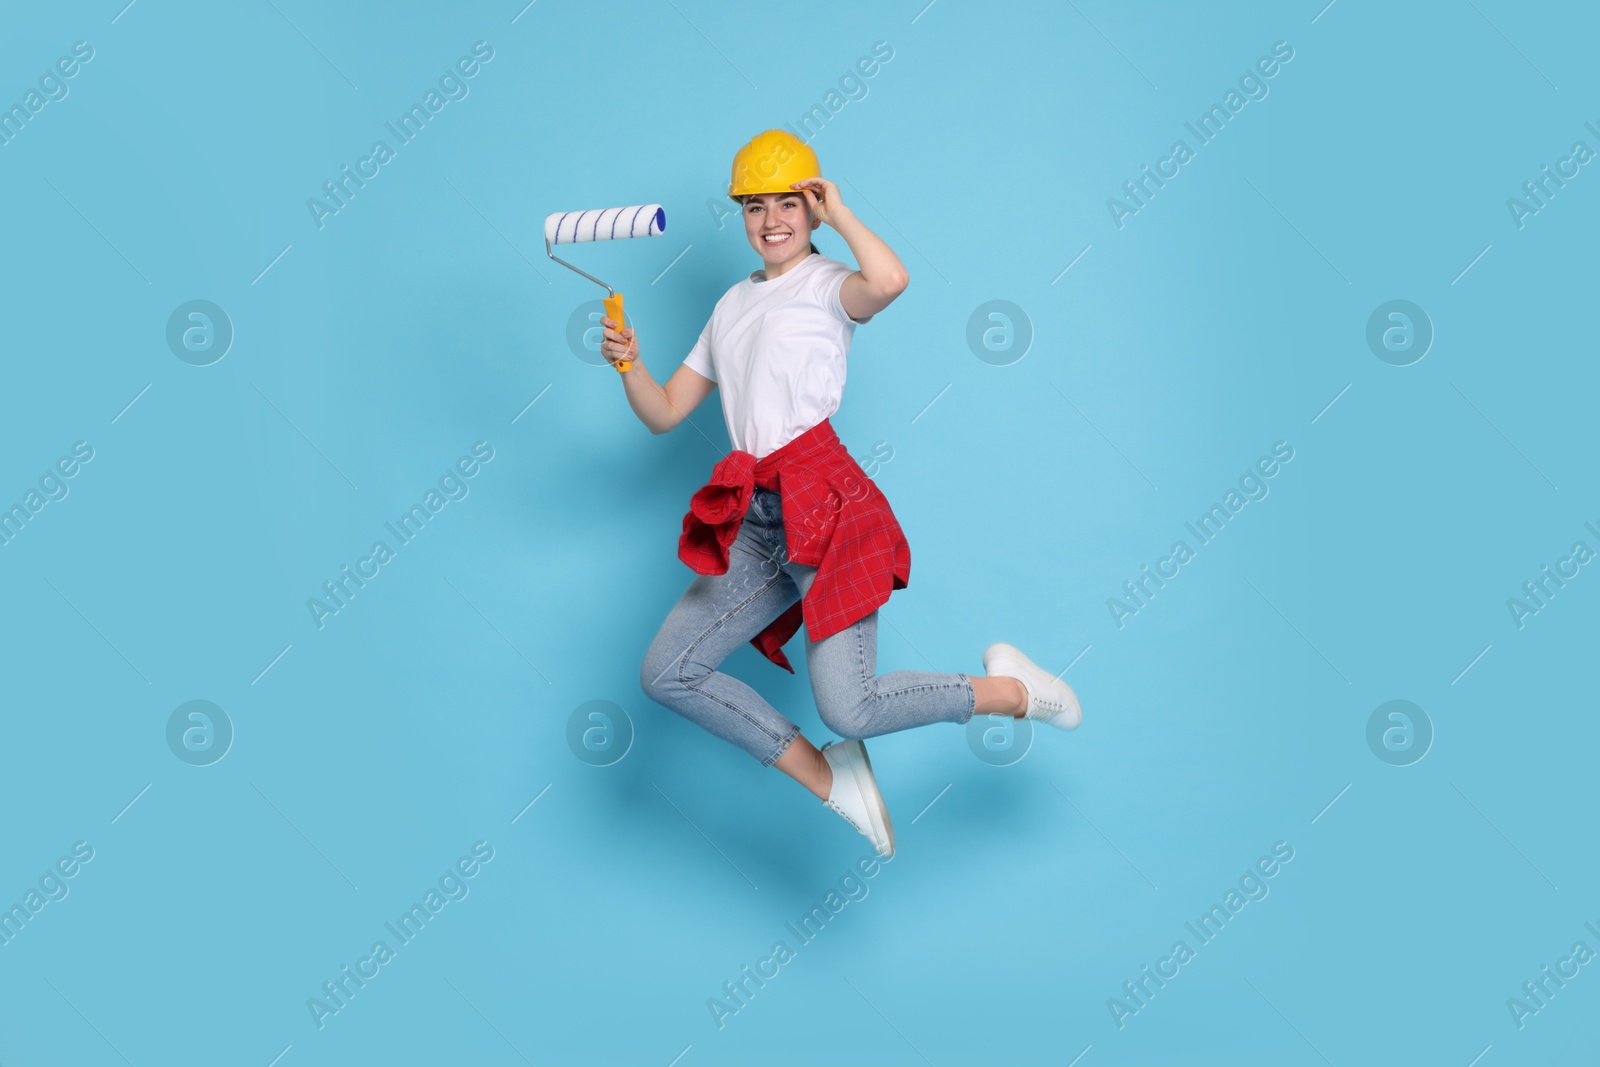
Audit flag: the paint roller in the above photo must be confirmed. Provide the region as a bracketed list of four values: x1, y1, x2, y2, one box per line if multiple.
[544, 204, 667, 373]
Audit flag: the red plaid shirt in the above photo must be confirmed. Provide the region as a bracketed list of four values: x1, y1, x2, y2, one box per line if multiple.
[677, 417, 911, 673]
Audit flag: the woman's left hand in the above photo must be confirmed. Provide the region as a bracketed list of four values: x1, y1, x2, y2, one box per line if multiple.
[791, 177, 843, 227]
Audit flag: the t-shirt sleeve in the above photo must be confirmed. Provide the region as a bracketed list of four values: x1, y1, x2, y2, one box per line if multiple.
[681, 317, 716, 382]
[817, 261, 872, 326]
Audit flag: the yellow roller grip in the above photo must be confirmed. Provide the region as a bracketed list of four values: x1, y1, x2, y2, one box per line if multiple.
[604, 293, 631, 372]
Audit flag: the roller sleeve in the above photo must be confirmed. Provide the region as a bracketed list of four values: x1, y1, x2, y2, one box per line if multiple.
[544, 204, 666, 245]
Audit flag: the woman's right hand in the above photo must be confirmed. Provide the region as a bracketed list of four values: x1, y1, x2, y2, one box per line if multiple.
[599, 316, 637, 369]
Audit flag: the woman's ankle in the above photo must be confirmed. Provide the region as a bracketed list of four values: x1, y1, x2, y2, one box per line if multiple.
[773, 734, 833, 800]
[972, 675, 1028, 718]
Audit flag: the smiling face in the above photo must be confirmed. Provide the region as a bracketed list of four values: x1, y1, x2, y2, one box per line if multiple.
[742, 191, 819, 277]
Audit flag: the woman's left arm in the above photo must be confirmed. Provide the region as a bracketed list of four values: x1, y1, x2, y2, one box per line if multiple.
[791, 178, 909, 322]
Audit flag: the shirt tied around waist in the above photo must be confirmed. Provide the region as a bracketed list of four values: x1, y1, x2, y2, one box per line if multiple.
[676, 417, 911, 673]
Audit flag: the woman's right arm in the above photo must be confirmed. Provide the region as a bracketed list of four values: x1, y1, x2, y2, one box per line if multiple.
[601, 316, 717, 435]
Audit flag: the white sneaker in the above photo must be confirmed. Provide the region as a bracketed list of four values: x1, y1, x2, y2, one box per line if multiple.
[983, 642, 1082, 729]
[819, 740, 895, 858]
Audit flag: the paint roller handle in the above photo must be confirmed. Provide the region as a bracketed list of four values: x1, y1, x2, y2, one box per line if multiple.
[599, 305, 635, 374]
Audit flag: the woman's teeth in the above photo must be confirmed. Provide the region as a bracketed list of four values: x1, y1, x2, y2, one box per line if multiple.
[762, 233, 790, 244]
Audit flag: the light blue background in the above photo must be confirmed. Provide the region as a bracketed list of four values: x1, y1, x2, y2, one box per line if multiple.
[2, 1, 1596, 1064]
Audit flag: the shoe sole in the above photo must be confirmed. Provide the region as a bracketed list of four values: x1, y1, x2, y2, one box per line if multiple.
[984, 642, 1082, 729]
[842, 740, 895, 858]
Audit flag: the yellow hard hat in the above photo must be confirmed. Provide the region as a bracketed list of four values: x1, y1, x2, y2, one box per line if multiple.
[728, 129, 820, 203]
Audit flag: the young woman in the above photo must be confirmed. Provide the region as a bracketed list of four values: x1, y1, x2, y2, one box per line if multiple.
[602, 130, 1081, 858]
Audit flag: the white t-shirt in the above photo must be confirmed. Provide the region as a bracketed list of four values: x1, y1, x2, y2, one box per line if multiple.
[681, 252, 869, 460]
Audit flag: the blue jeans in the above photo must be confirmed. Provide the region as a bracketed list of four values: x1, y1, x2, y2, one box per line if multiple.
[640, 486, 976, 766]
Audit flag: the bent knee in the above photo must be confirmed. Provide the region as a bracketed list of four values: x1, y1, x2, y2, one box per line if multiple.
[640, 646, 707, 701]
[818, 693, 876, 740]
[639, 646, 675, 701]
